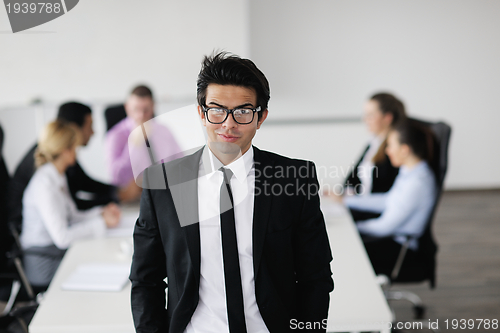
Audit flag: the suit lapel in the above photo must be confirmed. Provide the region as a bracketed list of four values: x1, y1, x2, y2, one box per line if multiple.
[252, 147, 274, 278]
[166, 147, 204, 281]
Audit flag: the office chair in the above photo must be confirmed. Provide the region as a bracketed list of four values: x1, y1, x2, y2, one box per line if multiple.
[104, 104, 127, 132]
[0, 224, 40, 333]
[0, 125, 38, 333]
[382, 118, 452, 319]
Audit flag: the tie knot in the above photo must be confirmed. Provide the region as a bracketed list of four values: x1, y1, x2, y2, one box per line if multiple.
[220, 167, 233, 183]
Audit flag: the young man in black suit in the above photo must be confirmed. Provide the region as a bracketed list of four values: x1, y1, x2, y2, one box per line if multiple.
[130, 52, 333, 333]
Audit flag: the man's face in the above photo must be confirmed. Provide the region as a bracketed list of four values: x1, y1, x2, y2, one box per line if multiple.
[198, 84, 268, 158]
[125, 95, 154, 126]
[80, 114, 94, 146]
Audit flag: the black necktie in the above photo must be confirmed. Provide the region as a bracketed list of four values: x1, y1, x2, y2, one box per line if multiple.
[220, 168, 247, 333]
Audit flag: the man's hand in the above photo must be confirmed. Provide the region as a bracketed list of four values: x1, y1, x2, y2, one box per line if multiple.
[118, 180, 143, 203]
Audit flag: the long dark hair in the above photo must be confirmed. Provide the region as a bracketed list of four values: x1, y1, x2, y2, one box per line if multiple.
[370, 92, 407, 164]
[392, 119, 435, 164]
[370, 92, 406, 125]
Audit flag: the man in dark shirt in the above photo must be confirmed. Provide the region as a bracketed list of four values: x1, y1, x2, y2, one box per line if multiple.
[8, 102, 118, 230]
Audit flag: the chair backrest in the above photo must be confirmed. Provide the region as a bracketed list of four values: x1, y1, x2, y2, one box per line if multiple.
[410, 118, 452, 225]
[104, 104, 127, 132]
[398, 118, 451, 287]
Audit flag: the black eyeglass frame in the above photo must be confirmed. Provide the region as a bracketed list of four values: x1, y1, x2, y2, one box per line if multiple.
[201, 105, 262, 125]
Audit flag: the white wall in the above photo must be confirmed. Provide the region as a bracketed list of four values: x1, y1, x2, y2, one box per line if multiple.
[0, 0, 248, 180]
[0, 0, 249, 106]
[249, 0, 500, 190]
[1, 0, 499, 190]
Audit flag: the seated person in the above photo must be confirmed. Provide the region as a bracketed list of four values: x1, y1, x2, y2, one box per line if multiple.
[20, 120, 121, 288]
[105, 85, 181, 202]
[0, 124, 12, 272]
[343, 119, 437, 277]
[344, 92, 407, 221]
[8, 102, 118, 231]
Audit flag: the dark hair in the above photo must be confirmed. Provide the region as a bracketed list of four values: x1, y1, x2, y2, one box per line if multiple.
[57, 102, 92, 128]
[131, 85, 154, 99]
[370, 92, 406, 125]
[392, 119, 434, 163]
[197, 51, 270, 120]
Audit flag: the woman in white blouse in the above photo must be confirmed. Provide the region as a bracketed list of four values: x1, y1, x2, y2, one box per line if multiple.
[343, 119, 437, 276]
[21, 120, 121, 288]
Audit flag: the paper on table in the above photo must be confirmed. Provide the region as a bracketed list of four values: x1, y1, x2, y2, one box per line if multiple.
[61, 263, 131, 292]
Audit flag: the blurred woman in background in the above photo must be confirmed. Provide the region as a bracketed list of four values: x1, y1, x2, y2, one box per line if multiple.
[20, 120, 121, 289]
[344, 119, 437, 276]
[345, 92, 407, 196]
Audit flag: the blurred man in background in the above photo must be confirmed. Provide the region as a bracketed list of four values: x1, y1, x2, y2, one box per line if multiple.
[105, 85, 181, 202]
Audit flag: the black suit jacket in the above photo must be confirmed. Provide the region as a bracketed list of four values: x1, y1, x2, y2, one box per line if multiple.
[344, 144, 399, 194]
[344, 144, 399, 222]
[344, 145, 399, 193]
[0, 125, 13, 269]
[130, 146, 334, 333]
[8, 143, 117, 229]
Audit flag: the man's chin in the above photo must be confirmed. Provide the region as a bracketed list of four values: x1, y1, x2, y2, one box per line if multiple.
[209, 141, 242, 156]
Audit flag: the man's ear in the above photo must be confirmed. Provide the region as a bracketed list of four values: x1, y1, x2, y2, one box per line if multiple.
[197, 105, 207, 126]
[256, 109, 269, 129]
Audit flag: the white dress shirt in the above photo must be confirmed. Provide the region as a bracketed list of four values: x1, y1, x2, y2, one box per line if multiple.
[184, 146, 269, 333]
[344, 161, 436, 250]
[357, 135, 384, 195]
[20, 162, 106, 250]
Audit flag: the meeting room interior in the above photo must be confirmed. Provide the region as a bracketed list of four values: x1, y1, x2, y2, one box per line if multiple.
[1, 1, 499, 333]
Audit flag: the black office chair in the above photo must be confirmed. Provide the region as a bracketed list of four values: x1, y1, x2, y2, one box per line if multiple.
[382, 118, 452, 319]
[104, 104, 127, 132]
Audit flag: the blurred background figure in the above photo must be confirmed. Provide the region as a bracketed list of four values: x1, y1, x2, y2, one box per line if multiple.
[343, 119, 437, 276]
[344, 92, 407, 221]
[8, 102, 118, 233]
[105, 85, 181, 202]
[20, 120, 121, 289]
[0, 124, 12, 273]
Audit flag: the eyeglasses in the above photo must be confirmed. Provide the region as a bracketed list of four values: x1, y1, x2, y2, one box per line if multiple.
[202, 105, 261, 125]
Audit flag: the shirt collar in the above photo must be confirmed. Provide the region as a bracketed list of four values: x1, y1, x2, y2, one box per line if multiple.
[400, 160, 427, 176]
[202, 145, 254, 184]
[369, 134, 384, 149]
[123, 117, 136, 131]
[42, 162, 67, 188]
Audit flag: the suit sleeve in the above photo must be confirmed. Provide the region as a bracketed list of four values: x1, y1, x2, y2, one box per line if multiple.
[66, 162, 118, 210]
[294, 162, 334, 331]
[130, 189, 168, 333]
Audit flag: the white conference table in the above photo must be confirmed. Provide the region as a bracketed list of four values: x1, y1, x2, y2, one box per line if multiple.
[30, 202, 392, 333]
[323, 202, 393, 333]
